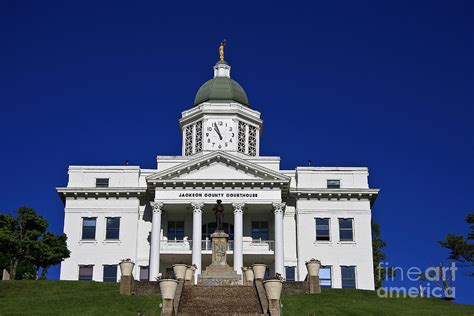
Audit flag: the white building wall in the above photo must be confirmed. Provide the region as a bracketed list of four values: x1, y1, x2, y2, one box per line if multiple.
[295, 167, 369, 189]
[283, 205, 297, 270]
[295, 199, 374, 290]
[60, 197, 140, 281]
[67, 166, 142, 188]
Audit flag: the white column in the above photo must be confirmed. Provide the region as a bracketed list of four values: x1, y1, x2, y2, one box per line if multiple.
[232, 203, 245, 275]
[273, 202, 286, 277]
[191, 202, 204, 280]
[149, 202, 163, 281]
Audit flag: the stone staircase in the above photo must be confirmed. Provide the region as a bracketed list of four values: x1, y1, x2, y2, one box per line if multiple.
[177, 285, 266, 316]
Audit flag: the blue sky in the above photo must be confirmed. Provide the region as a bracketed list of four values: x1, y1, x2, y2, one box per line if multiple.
[1, 0, 473, 304]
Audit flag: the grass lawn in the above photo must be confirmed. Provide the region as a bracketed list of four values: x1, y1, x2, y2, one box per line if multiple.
[0, 280, 161, 315]
[282, 289, 474, 315]
[0, 281, 473, 315]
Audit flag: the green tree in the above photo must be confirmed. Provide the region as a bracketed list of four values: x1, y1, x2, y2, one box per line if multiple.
[439, 213, 474, 276]
[36, 232, 70, 279]
[0, 207, 69, 280]
[372, 221, 394, 289]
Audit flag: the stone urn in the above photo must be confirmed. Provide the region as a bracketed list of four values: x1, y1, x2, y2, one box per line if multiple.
[305, 258, 321, 276]
[159, 279, 179, 300]
[252, 263, 267, 280]
[244, 267, 255, 283]
[172, 263, 188, 280]
[184, 265, 196, 283]
[264, 279, 283, 300]
[119, 260, 135, 277]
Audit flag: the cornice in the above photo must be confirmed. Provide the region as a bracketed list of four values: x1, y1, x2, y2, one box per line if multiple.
[290, 188, 380, 206]
[179, 104, 263, 130]
[56, 187, 147, 203]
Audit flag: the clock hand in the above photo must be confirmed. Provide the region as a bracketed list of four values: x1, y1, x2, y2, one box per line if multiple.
[214, 123, 223, 140]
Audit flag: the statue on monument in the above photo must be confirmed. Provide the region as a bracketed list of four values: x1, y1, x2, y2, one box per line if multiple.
[213, 199, 225, 231]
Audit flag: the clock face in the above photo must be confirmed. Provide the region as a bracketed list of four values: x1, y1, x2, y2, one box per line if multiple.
[203, 119, 236, 151]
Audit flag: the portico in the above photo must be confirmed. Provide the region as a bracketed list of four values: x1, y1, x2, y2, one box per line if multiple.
[147, 199, 286, 282]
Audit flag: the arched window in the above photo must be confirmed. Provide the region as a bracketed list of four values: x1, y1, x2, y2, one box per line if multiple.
[202, 222, 234, 240]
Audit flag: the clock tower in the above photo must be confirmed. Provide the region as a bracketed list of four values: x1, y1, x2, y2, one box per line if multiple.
[179, 43, 263, 157]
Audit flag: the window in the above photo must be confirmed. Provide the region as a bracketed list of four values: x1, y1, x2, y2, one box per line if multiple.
[315, 218, 330, 241]
[339, 218, 354, 241]
[82, 217, 96, 240]
[79, 265, 93, 281]
[185, 125, 193, 156]
[248, 125, 257, 156]
[341, 266, 356, 288]
[140, 266, 149, 281]
[263, 270, 269, 280]
[195, 121, 203, 153]
[103, 265, 117, 283]
[238, 121, 246, 154]
[251, 221, 269, 240]
[327, 179, 340, 189]
[165, 267, 175, 279]
[320, 266, 332, 288]
[106, 217, 120, 240]
[167, 221, 184, 240]
[285, 266, 295, 281]
[96, 178, 109, 188]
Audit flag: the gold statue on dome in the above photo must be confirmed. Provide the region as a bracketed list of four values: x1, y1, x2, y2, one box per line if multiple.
[219, 39, 226, 61]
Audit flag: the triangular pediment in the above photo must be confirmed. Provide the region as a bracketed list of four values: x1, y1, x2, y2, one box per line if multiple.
[176, 161, 263, 180]
[147, 151, 290, 183]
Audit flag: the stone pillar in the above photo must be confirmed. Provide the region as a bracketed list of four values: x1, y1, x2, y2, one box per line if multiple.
[149, 202, 163, 281]
[273, 202, 286, 277]
[192, 202, 204, 280]
[232, 203, 244, 276]
[120, 275, 133, 295]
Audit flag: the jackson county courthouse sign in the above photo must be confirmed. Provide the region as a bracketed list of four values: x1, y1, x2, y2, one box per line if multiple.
[56, 46, 380, 290]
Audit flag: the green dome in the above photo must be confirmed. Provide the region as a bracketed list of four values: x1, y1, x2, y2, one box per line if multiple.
[194, 77, 250, 106]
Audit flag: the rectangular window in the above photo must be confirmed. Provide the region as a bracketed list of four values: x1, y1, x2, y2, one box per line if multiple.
[285, 266, 295, 281]
[251, 221, 269, 240]
[103, 265, 117, 283]
[96, 178, 109, 188]
[341, 266, 356, 288]
[167, 221, 185, 240]
[339, 218, 354, 241]
[315, 218, 330, 241]
[327, 179, 340, 189]
[82, 217, 96, 240]
[320, 266, 332, 288]
[79, 265, 93, 281]
[165, 267, 175, 279]
[106, 217, 120, 240]
[140, 266, 149, 281]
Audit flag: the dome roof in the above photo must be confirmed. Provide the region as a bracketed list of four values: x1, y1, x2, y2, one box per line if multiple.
[194, 77, 250, 106]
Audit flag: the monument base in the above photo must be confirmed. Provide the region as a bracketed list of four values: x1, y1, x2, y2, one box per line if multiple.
[197, 230, 242, 286]
[198, 266, 241, 286]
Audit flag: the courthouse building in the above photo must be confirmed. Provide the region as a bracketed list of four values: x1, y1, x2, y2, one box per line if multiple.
[57, 49, 379, 289]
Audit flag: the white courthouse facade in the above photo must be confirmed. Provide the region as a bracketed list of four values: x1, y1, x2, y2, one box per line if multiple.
[58, 53, 379, 290]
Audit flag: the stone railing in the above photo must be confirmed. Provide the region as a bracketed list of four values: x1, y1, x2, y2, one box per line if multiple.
[160, 239, 274, 253]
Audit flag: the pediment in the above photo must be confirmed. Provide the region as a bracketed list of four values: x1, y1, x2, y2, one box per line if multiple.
[147, 151, 290, 183]
[176, 161, 263, 180]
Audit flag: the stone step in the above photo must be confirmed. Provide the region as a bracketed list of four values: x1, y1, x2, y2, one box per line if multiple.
[178, 285, 264, 315]
[177, 312, 268, 316]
